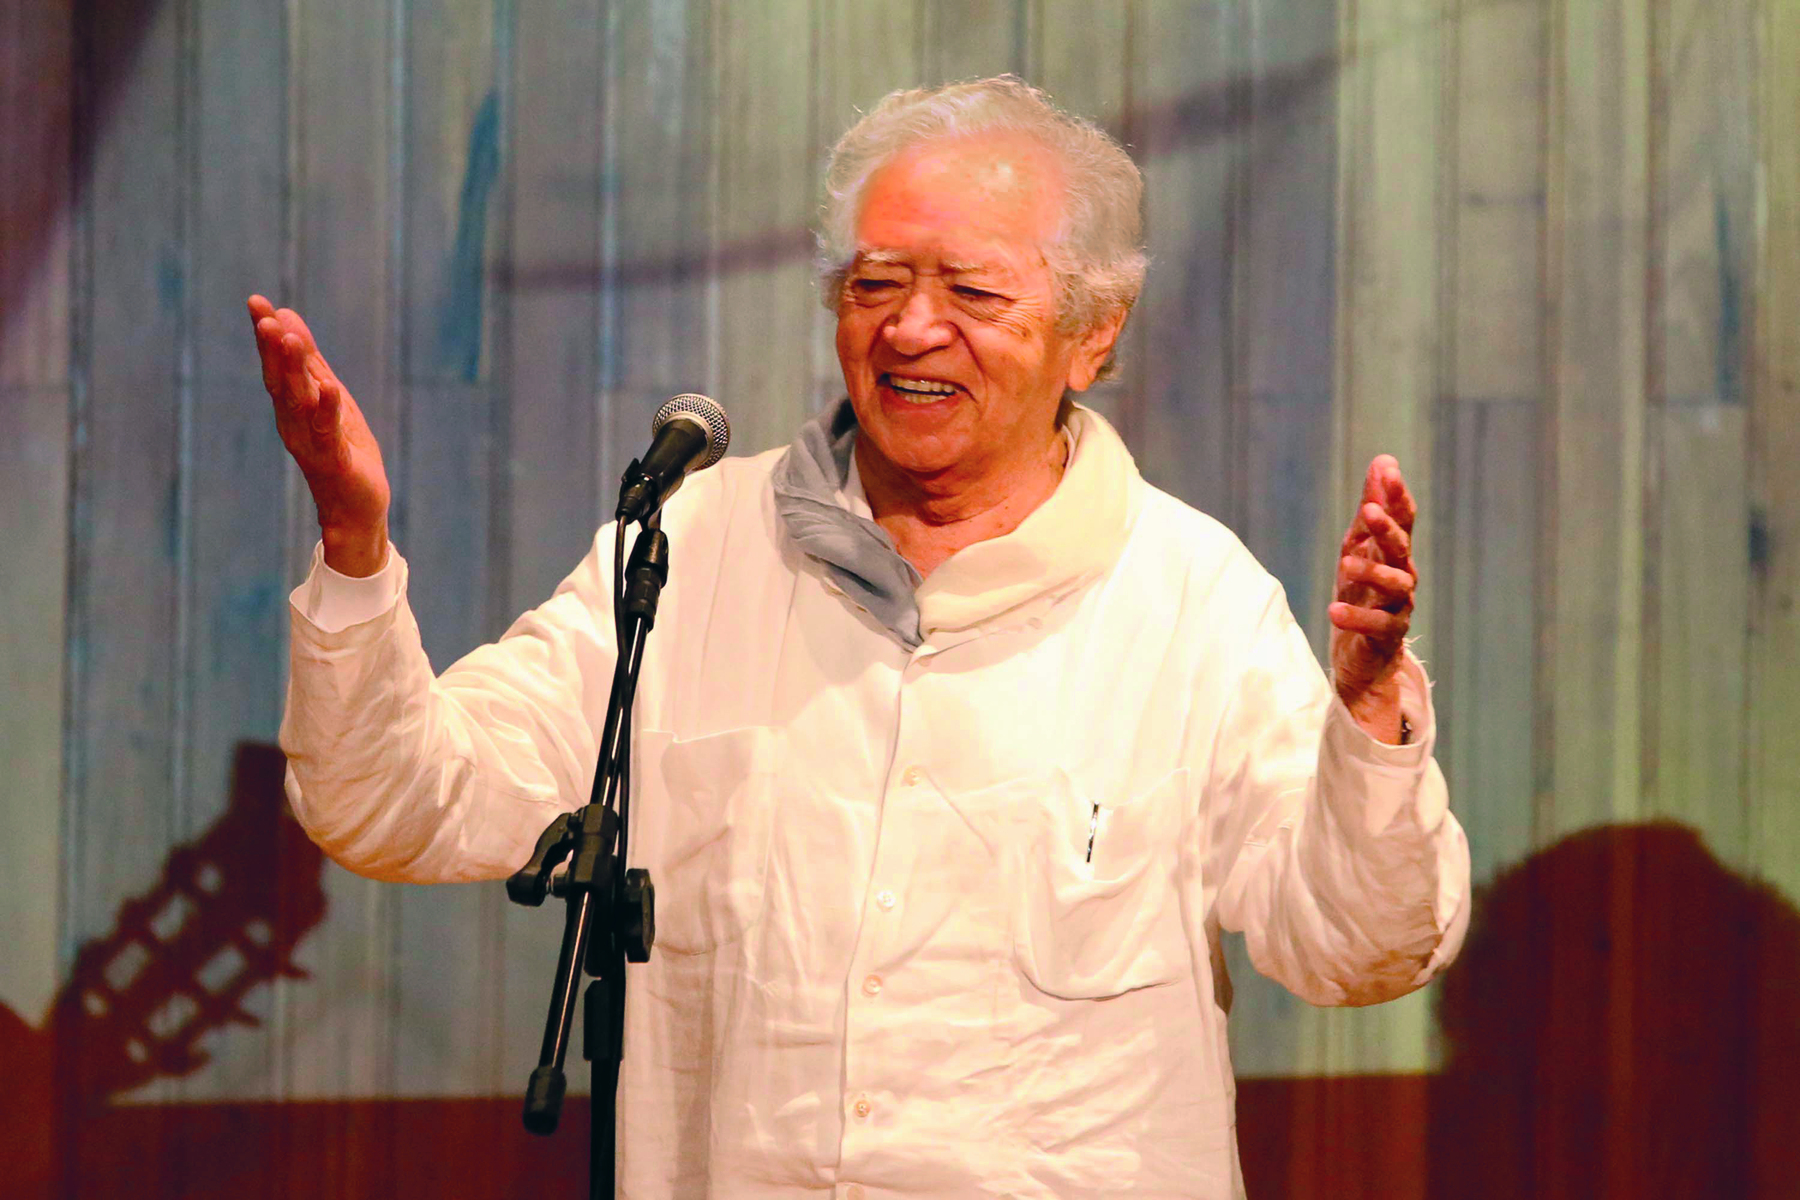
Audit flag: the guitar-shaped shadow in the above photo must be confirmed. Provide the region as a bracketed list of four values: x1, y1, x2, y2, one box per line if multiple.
[0, 742, 328, 1196]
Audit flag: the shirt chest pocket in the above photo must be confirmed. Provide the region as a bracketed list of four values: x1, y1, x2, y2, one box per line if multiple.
[629, 726, 779, 956]
[1006, 767, 1191, 1000]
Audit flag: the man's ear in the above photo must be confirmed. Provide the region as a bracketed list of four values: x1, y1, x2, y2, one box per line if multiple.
[1064, 306, 1130, 393]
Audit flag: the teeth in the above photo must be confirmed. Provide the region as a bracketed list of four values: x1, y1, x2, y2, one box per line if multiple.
[886, 375, 957, 399]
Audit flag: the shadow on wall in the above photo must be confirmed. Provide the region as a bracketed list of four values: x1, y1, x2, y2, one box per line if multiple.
[1238, 822, 1800, 1200]
[5, 757, 1790, 1197]
[1, 0, 164, 349]
[1429, 822, 1800, 1199]
[0, 742, 328, 1200]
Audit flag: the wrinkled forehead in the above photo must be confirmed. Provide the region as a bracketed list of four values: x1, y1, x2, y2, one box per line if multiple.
[853, 132, 1066, 261]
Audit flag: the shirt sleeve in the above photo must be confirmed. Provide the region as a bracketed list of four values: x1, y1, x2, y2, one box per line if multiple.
[289, 540, 404, 632]
[1206, 581, 1472, 1007]
[279, 531, 620, 884]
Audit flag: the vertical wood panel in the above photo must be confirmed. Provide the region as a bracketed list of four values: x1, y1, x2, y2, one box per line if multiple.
[499, 0, 605, 1097]
[1235, 0, 1446, 1098]
[1652, 405, 1748, 839]
[1749, 0, 1800, 903]
[400, 0, 502, 668]
[1647, 0, 1756, 862]
[503, 0, 602, 608]
[601, 0, 715, 492]
[0, 390, 69, 1025]
[1030, 1, 1130, 122]
[0, 0, 74, 389]
[1448, 0, 1546, 407]
[1130, 0, 1239, 517]
[1440, 400, 1540, 885]
[178, 0, 292, 1100]
[282, 0, 400, 1115]
[1335, 0, 1445, 649]
[1542, 4, 1654, 1192]
[713, 0, 817, 456]
[1748, 14, 1800, 1190]
[0, 0, 72, 1026]
[921, 0, 1025, 83]
[68, 0, 185, 1112]
[1654, 0, 1753, 411]
[1543, 0, 1652, 838]
[391, 0, 508, 1100]
[1243, 0, 1340, 645]
[1033, 0, 1138, 419]
[1434, 0, 1546, 891]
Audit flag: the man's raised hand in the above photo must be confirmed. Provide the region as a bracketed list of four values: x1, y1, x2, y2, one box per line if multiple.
[247, 295, 391, 577]
[1327, 455, 1418, 743]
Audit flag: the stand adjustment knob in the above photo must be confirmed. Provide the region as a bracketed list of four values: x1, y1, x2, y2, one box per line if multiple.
[621, 868, 656, 963]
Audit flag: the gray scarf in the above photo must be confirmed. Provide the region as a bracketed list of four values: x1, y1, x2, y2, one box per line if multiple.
[770, 398, 924, 648]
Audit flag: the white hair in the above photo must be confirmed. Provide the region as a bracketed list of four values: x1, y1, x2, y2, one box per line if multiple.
[818, 76, 1147, 362]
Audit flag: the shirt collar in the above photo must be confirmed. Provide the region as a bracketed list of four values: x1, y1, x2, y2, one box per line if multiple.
[772, 397, 1139, 648]
[917, 406, 1133, 640]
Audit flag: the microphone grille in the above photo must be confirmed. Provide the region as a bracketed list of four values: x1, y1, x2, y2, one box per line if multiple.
[651, 393, 730, 471]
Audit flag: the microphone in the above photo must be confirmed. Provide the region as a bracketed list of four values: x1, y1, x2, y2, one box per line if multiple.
[615, 393, 730, 521]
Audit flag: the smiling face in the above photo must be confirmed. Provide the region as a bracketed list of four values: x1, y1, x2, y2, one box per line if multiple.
[834, 133, 1121, 494]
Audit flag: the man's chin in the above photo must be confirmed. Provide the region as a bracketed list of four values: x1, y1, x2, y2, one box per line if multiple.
[856, 427, 971, 483]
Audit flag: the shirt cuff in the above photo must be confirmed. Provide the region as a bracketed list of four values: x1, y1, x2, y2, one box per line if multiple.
[290, 540, 404, 633]
[1327, 649, 1435, 766]
[1320, 650, 1445, 836]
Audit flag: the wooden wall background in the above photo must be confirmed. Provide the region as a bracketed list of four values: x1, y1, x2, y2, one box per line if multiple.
[2, 0, 1795, 1196]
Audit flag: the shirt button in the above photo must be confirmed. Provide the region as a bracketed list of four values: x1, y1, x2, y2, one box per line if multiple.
[852, 1096, 872, 1120]
[862, 973, 883, 996]
[902, 766, 922, 785]
[847, 1184, 866, 1200]
[875, 889, 896, 911]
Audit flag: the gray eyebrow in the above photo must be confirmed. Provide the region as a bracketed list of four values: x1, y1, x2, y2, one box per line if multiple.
[854, 250, 1000, 277]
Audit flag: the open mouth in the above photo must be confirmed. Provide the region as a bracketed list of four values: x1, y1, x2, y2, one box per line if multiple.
[882, 374, 960, 404]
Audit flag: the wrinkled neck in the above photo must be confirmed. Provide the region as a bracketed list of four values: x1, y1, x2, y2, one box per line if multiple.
[856, 428, 1069, 577]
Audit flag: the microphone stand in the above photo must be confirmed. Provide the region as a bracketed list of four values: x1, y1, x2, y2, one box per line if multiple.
[507, 499, 670, 1200]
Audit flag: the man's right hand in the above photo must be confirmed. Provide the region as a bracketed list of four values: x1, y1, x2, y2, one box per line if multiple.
[247, 295, 392, 577]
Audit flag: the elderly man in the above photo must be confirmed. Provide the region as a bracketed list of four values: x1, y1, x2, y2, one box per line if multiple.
[253, 78, 1468, 1199]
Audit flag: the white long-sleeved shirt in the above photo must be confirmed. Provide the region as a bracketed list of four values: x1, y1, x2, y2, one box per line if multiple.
[282, 409, 1469, 1199]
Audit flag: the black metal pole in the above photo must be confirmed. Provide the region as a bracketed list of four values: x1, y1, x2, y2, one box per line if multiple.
[509, 513, 667, 1199]
[521, 888, 593, 1133]
[586, 959, 625, 1198]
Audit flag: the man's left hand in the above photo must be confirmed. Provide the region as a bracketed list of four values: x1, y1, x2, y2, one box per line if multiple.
[1328, 455, 1418, 743]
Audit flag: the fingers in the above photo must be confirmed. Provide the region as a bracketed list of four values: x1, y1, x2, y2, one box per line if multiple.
[1361, 455, 1390, 508]
[273, 306, 321, 363]
[1360, 454, 1419, 533]
[313, 378, 342, 439]
[280, 332, 315, 404]
[1337, 501, 1410, 569]
[250, 296, 314, 406]
[1328, 601, 1408, 639]
[248, 295, 323, 374]
[252, 316, 286, 396]
[1383, 465, 1418, 532]
[1358, 501, 1414, 573]
[1335, 458, 1419, 689]
[1338, 554, 1414, 611]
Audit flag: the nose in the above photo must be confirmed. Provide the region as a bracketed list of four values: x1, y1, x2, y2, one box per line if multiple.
[883, 287, 953, 356]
